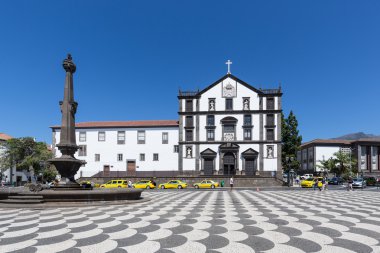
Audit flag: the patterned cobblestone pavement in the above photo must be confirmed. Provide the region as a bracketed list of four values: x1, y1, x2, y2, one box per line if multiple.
[1, 190, 380, 253]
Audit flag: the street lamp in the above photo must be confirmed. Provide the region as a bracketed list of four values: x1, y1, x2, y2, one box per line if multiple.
[286, 156, 295, 187]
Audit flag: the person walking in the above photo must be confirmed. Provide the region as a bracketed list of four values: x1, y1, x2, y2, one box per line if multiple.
[230, 176, 234, 191]
[348, 177, 353, 191]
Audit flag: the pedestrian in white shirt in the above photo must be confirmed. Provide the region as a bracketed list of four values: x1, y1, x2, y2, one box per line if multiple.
[230, 176, 234, 191]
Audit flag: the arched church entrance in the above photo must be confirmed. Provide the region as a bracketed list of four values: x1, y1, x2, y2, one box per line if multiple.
[223, 152, 236, 175]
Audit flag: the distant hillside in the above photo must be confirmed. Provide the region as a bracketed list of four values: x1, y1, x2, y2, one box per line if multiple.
[332, 132, 380, 140]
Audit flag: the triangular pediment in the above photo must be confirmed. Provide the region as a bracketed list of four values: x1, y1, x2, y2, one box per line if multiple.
[200, 148, 217, 157]
[242, 148, 259, 156]
[198, 74, 263, 96]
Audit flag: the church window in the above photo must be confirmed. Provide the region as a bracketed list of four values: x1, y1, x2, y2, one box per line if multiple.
[174, 145, 179, 153]
[117, 154, 123, 161]
[79, 132, 86, 142]
[207, 130, 215, 141]
[185, 100, 193, 112]
[98, 132, 106, 142]
[266, 114, 275, 126]
[137, 131, 145, 144]
[95, 153, 100, 161]
[78, 145, 87, 156]
[162, 132, 168, 144]
[117, 131, 125, 144]
[244, 115, 252, 126]
[226, 98, 233, 110]
[185, 116, 193, 127]
[207, 115, 215, 126]
[153, 153, 159, 161]
[266, 98, 274, 110]
[266, 129, 274, 141]
[186, 130, 193, 141]
[244, 129, 251, 140]
[140, 153, 145, 161]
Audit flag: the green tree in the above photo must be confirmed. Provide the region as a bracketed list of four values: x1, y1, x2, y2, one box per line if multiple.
[317, 157, 337, 174]
[281, 111, 303, 172]
[333, 150, 357, 176]
[0, 137, 53, 181]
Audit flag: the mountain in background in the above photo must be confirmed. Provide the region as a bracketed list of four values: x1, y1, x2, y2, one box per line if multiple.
[332, 132, 380, 140]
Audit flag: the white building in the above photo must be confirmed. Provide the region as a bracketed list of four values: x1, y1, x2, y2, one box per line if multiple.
[297, 139, 380, 175]
[52, 72, 283, 178]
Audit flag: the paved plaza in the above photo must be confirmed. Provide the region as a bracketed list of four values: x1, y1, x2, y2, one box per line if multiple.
[1, 189, 380, 253]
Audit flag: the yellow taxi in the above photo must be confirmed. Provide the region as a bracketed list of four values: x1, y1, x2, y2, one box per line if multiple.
[193, 180, 219, 189]
[159, 180, 187, 189]
[301, 177, 323, 188]
[100, 180, 128, 188]
[132, 180, 156, 189]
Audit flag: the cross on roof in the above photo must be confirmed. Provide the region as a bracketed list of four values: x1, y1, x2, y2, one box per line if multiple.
[226, 60, 232, 74]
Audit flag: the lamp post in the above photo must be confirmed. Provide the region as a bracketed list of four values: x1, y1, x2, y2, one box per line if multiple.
[286, 156, 294, 187]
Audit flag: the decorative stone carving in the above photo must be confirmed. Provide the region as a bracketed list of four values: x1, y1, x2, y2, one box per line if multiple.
[243, 99, 249, 110]
[267, 146, 274, 158]
[224, 133, 234, 141]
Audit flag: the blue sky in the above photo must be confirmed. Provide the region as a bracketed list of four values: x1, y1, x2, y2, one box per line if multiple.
[1, 0, 379, 143]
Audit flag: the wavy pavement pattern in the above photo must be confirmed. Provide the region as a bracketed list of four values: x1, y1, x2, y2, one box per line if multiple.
[0, 190, 380, 252]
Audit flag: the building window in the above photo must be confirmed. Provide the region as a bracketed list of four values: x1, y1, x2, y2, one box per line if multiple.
[153, 153, 159, 161]
[117, 131, 125, 144]
[174, 145, 179, 153]
[162, 132, 169, 144]
[244, 129, 251, 140]
[137, 130, 145, 144]
[79, 132, 86, 142]
[209, 99, 215, 111]
[267, 98, 274, 110]
[244, 115, 252, 126]
[207, 115, 215, 126]
[266, 129, 274, 141]
[226, 98, 233, 110]
[223, 125, 235, 141]
[98, 131, 106, 142]
[78, 145, 87, 156]
[185, 100, 193, 112]
[186, 130, 193, 141]
[207, 130, 215, 141]
[95, 153, 100, 161]
[117, 154, 123, 161]
[140, 153, 145, 161]
[266, 114, 274, 126]
[185, 116, 193, 127]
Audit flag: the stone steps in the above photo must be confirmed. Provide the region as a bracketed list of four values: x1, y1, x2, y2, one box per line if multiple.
[0, 194, 44, 204]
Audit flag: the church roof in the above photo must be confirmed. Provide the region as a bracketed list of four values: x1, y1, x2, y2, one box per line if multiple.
[178, 73, 282, 98]
[51, 120, 179, 129]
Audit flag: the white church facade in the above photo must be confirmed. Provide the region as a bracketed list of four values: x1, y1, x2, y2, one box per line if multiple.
[52, 69, 283, 178]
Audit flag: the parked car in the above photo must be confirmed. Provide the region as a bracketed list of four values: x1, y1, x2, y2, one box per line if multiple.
[300, 174, 313, 180]
[328, 177, 343, 185]
[364, 177, 376, 186]
[352, 178, 366, 189]
[159, 180, 187, 189]
[100, 180, 128, 188]
[193, 180, 219, 189]
[80, 180, 93, 189]
[301, 177, 323, 188]
[132, 180, 156, 189]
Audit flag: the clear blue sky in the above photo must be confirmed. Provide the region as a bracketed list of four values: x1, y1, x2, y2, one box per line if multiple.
[1, 0, 379, 144]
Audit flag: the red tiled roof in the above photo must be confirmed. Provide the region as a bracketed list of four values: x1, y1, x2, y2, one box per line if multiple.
[0, 133, 12, 141]
[51, 120, 179, 129]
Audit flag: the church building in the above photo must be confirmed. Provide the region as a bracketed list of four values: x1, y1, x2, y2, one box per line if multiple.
[51, 62, 283, 178]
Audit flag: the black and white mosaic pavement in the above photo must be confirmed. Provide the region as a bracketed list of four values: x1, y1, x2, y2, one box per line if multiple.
[1, 190, 380, 253]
